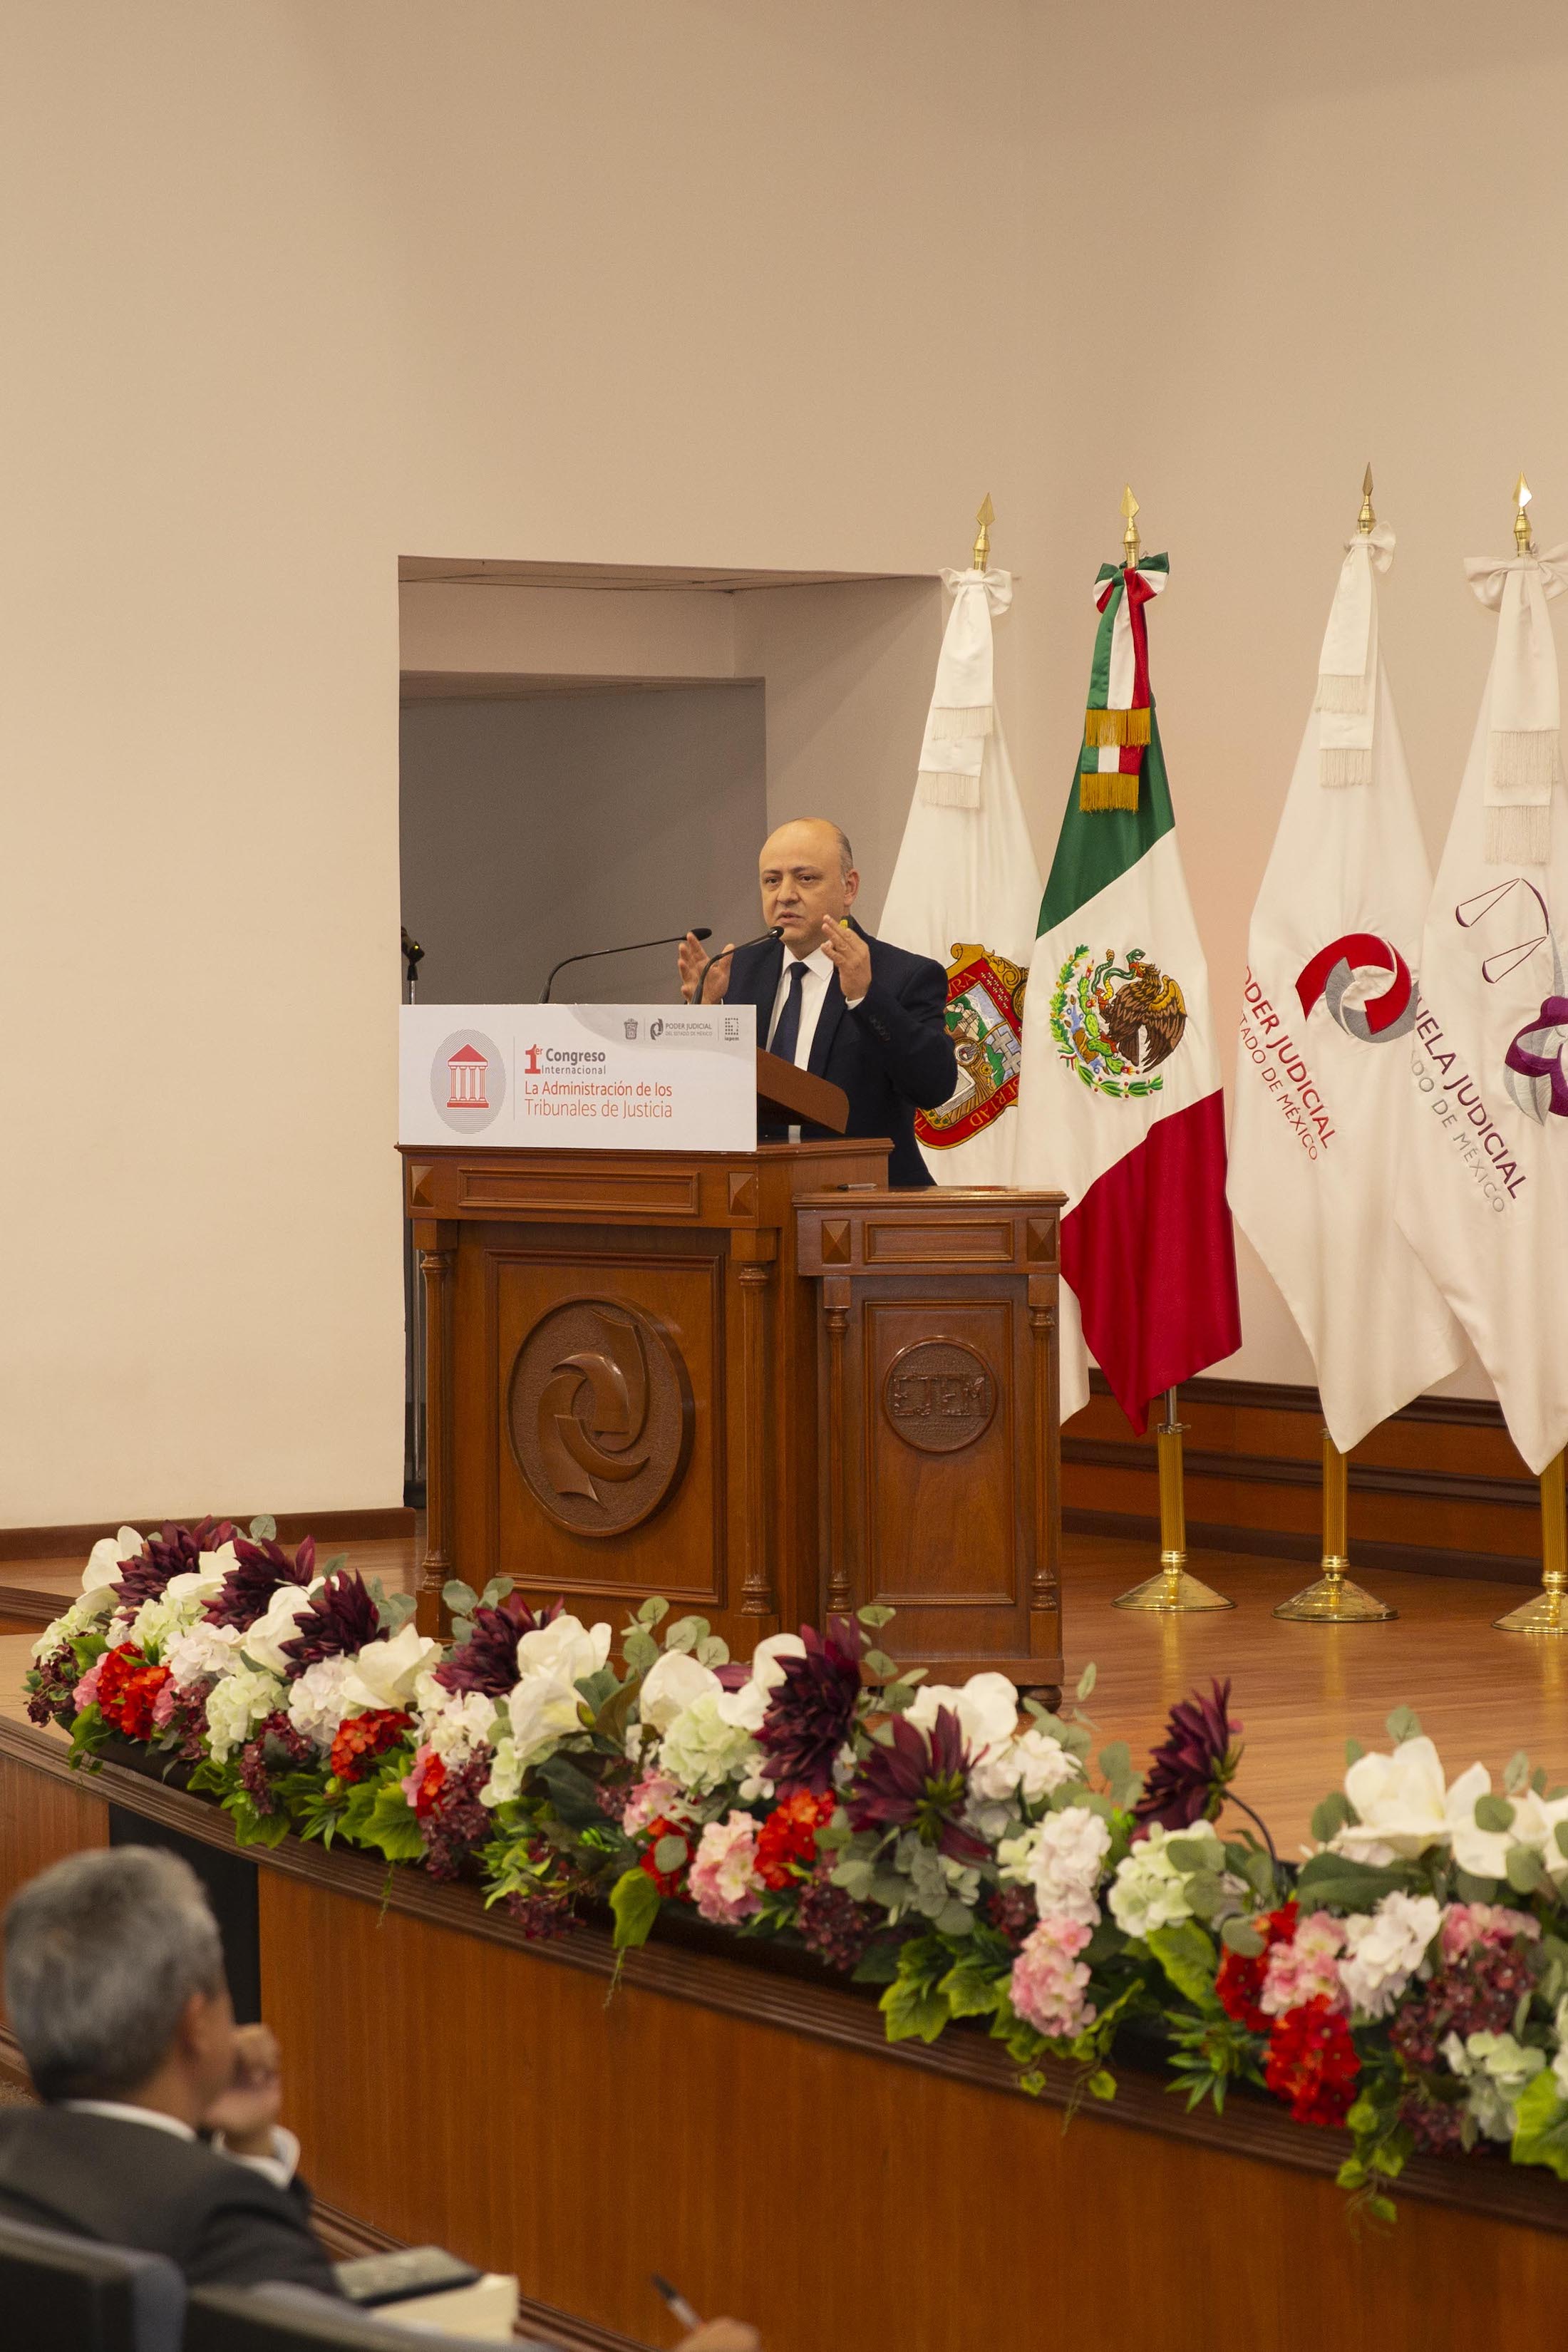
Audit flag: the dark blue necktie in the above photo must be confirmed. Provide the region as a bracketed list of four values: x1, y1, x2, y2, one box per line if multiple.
[768, 958, 808, 1065]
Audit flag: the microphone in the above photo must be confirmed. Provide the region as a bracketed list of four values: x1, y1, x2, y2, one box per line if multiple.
[540, 929, 711, 1004]
[693, 926, 783, 1006]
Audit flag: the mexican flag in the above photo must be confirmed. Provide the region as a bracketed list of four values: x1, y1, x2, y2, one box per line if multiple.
[1227, 523, 1465, 1450]
[1016, 551, 1241, 1430]
[1396, 537, 1568, 1475]
[879, 565, 1043, 1185]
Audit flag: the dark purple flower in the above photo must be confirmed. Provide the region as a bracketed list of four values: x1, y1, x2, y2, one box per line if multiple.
[846, 1706, 989, 1866]
[418, 1753, 495, 1882]
[754, 1617, 865, 1797]
[795, 1867, 878, 1972]
[279, 1568, 381, 1674]
[204, 1535, 315, 1631]
[434, 1591, 562, 1697]
[1133, 1678, 1243, 1835]
[115, 1517, 238, 1613]
[236, 1709, 317, 1815]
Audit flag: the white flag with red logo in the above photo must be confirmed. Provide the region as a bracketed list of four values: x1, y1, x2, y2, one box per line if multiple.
[1227, 527, 1465, 1449]
[1395, 537, 1568, 1474]
[878, 567, 1043, 1185]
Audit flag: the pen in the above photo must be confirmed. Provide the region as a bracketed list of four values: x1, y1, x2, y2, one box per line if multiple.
[651, 2273, 703, 2331]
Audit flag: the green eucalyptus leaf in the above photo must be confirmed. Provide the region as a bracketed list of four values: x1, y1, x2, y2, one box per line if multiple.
[1294, 1852, 1410, 1910]
[443, 1580, 479, 1616]
[622, 1626, 660, 1675]
[652, 1834, 688, 1874]
[1220, 1915, 1266, 1956]
[857, 1604, 895, 1629]
[319, 1553, 349, 1578]
[1344, 1736, 1366, 1765]
[1311, 1790, 1352, 1844]
[695, 1636, 730, 1669]
[1504, 1750, 1532, 1795]
[1385, 1705, 1422, 1744]
[1076, 1661, 1098, 1702]
[862, 1649, 898, 1680]
[1505, 1845, 1547, 1894]
[664, 1616, 701, 1654]
[479, 1577, 512, 1607]
[248, 1515, 278, 1542]
[1475, 1793, 1516, 1834]
[636, 1597, 671, 1627]
[450, 1616, 475, 1647]
[1183, 1870, 1229, 1920]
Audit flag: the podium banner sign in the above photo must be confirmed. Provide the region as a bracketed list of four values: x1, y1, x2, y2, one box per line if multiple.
[398, 1004, 757, 1152]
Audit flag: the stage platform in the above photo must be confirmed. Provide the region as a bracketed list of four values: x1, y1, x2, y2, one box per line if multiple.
[2, 1531, 1557, 1851]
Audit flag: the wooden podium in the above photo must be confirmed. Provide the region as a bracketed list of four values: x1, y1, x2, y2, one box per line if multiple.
[401, 1053, 1065, 1688]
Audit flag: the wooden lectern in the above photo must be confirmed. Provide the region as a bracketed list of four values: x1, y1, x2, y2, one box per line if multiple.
[401, 1052, 881, 1651]
[401, 1050, 1066, 1691]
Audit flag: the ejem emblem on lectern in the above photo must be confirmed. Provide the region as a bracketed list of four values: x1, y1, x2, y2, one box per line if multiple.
[445, 1041, 490, 1109]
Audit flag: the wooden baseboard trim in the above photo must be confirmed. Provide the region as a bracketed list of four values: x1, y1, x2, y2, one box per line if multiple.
[1119, 1369, 1507, 1432]
[1062, 1507, 1542, 1585]
[1063, 1434, 1539, 1518]
[0, 1508, 416, 1564]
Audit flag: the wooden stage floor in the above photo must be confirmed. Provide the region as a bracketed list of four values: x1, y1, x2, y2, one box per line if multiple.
[1, 1530, 1560, 1854]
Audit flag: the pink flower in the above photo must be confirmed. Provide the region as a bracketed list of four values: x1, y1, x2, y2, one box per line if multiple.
[1440, 1902, 1541, 1963]
[1009, 1914, 1097, 2040]
[687, 1812, 763, 1926]
[1259, 1911, 1348, 2018]
[73, 1658, 105, 1711]
[150, 1679, 180, 1730]
[622, 1768, 694, 1840]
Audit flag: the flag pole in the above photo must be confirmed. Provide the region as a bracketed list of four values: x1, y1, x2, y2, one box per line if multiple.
[1495, 1452, 1568, 1634]
[972, 492, 994, 572]
[1112, 1387, 1234, 1614]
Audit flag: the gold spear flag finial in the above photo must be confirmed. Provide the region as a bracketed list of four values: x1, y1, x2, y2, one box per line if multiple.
[972, 492, 995, 572]
[1358, 464, 1376, 535]
[1122, 484, 1141, 569]
[1515, 471, 1535, 556]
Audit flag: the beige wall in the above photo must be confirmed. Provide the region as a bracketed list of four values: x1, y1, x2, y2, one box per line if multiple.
[6, 0, 1561, 1521]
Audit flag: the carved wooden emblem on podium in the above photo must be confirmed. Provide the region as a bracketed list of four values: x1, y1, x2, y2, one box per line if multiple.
[882, 1339, 997, 1453]
[507, 1299, 693, 1537]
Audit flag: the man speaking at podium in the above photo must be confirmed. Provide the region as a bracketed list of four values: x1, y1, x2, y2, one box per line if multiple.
[678, 818, 956, 1189]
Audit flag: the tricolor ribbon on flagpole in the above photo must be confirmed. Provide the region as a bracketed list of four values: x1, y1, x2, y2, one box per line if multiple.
[1315, 522, 1394, 787]
[916, 567, 1013, 808]
[1078, 552, 1168, 812]
[1463, 542, 1568, 868]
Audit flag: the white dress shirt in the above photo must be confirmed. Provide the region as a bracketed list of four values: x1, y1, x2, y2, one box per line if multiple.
[63, 2098, 301, 2192]
[766, 944, 864, 1142]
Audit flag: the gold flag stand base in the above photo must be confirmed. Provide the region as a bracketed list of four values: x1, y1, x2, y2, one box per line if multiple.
[1113, 1391, 1234, 1613]
[1495, 1451, 1568, 1634]
[1274, 1431, 1396, 1622]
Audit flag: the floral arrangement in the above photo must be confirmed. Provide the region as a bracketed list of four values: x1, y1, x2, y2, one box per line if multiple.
[26, 1520, 1568, 2215]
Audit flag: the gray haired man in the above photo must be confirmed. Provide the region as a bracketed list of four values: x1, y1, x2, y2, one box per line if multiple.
[0, 1847, 337, 2291]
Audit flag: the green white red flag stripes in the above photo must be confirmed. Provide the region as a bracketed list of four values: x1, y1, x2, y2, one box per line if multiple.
[878, 567, 1043, 1183]
[1226, 527, 1465, 1452]
[1016, 554, 1239, 1433]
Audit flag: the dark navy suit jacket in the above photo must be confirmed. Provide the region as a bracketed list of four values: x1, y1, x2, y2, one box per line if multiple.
[722, 920, 957, 1189]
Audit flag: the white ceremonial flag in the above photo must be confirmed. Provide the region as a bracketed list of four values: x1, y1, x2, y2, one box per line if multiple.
[879, 567, 1043, 1185]
[1396, 532, 1568, 1475]
[1227, 522, 1465, 1450]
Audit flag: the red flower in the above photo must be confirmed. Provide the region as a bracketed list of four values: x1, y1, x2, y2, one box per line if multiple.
[1264, 1994, 1360, 2127]
[329, 1708, 413, 1784]
[407, 1750, 448, 1819]
[96, 1644, 172, 1743]
[638, 1814, 693, 1897]
[756, 1789, 836, 1890]
[1216, 1900, 1299, 2032]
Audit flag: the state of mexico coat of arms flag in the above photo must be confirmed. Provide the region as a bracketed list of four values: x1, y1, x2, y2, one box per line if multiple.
[1016, 540, 1241, 1432]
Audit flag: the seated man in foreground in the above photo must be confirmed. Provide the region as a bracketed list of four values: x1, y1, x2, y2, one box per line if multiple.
[679, 817, 957, 1189]
[0, 1846, 339, 2291]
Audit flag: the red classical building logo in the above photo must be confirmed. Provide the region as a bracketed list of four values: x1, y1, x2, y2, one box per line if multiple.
[446, 1041, 490, 1109]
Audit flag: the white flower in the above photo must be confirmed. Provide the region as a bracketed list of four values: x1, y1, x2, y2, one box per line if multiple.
[1023, 1805, 1111, 1926]
[481, 1738, 524, 1810]
[413, 1673, 501, 1765]
[1445, 1775, 1568, 1884]
[1442, 2029, 1545, 2143]
[715, 1634, 809, 1733]
[205, 1663, 285, 1763]
[639, 1649, 721, 1733]
[82, 1527, 143, 1601]
[163, 1619, 242, 1691]
[515, 1614, 612, 1688]
[506, 1671, 584, 1765]
[127, 1564, 230, 1659]
[969, 1725, 1080, 1806]
[33, 1590, 120, 1659]
[1106, 1822, 1219, 1938]
[241, 1582, 322, 1676]
[905, 1673, 1019, 1760]
[1338, 1891, 1443, 2018]
[1334, 1735, 1455, 1862]
[340, 1624, 441, 1713]
[286, 1656, 358, 1750]
[659, 1693, 760, 1797]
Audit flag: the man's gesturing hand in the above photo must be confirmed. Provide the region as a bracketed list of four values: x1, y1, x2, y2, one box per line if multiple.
[678, 930, 733, 1005]
[203, 2022, 284, 2155]
[820, 917, 872, 1006]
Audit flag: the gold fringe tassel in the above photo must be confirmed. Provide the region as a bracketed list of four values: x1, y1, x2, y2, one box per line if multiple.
[1083, 706, 1150, 748]
[1078, 770, 1140, 813]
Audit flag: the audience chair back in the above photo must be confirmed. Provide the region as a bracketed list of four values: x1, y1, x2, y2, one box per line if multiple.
[185, 2281, 553, 2351]
[0, 2211, 185, 2352]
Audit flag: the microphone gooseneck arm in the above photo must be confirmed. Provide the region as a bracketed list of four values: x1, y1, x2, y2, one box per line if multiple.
[541, 929, 711, 1004]
[693, 925, 783, 1006]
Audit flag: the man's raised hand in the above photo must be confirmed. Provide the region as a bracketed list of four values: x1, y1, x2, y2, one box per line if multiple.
[679, 931, 733, 1005]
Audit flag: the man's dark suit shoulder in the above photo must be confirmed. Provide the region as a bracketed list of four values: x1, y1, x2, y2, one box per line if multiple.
[0, 2106, 338, 2293]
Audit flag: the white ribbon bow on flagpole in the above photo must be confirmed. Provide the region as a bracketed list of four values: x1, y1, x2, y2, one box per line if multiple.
[1315, 522, 1395, 788]
[1463, 543, 1568, 867]
[917, 567, 1013, 807]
